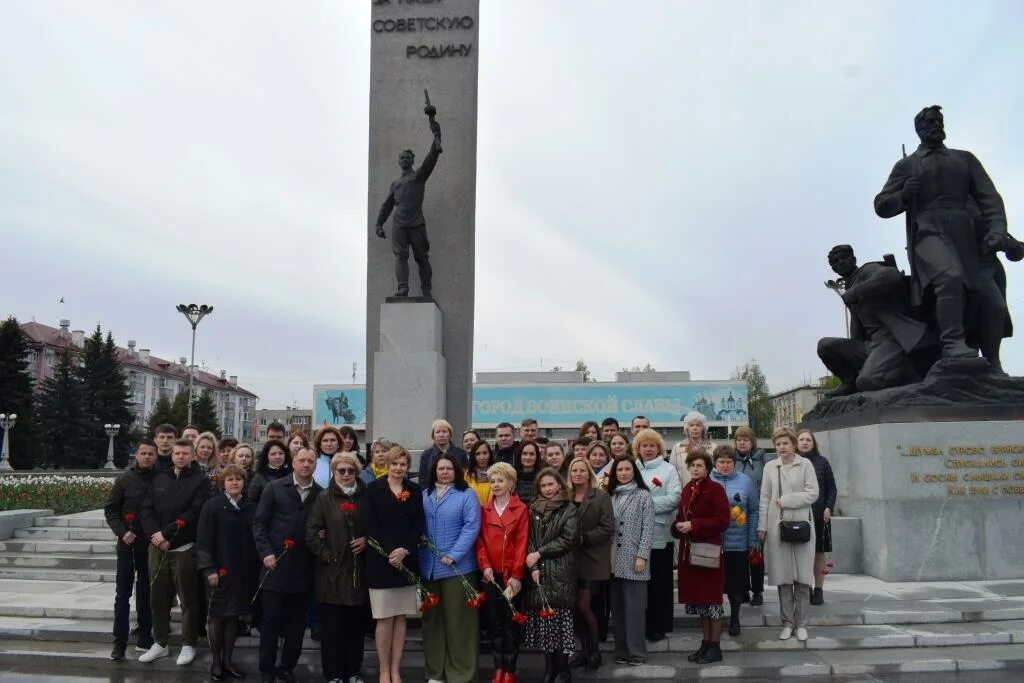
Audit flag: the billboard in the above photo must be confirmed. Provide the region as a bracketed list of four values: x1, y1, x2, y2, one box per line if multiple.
[314, 385, 368, 428]
[471, 382, 747, 427]
[315, 381, 747, 429]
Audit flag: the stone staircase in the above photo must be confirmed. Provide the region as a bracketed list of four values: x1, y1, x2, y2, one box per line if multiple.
[1, 511, 1024, 680]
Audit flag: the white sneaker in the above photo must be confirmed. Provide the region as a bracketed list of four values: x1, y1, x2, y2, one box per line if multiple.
[796, 627, 808, 641]
[175, 645, 196, 665]
[137, 643, 169, 663]
[779, 626, 793, 640]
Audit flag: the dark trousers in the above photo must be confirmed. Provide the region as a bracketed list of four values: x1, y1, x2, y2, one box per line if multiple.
[645, 544, 675, 636]
[482, 582, 522, 671]
[392, 223, 432, 293]
[149, 545, 199, 647]
[750, 560, 765, 595]
[260, 590, 308, 674]
[319, 603, 366, 681]
[113, 544, 151, 645]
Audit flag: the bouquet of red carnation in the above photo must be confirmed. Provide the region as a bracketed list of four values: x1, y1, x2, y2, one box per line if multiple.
[424, 539, 484, 609]
[251, 539, 296, 604]
[338, 501, 360, 587]
[366, 537, 439, 612]
[748, 546, 764, 566]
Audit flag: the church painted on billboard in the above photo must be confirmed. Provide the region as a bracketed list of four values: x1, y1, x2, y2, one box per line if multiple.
[313, 370, 748, 443]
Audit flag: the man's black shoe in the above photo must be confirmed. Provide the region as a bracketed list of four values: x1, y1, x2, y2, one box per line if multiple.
[750, 592, 763, 606]
[110, 641, 126, 661]
[278, 671, 297, 683]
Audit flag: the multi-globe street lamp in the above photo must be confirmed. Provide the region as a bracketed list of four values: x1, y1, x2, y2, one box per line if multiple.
[0, 413, 16, 471]
[103, 423, 121, 470]
[175, 304, 214, 425]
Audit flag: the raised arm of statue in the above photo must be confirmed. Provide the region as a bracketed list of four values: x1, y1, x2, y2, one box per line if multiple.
[416, 131, 442, 182]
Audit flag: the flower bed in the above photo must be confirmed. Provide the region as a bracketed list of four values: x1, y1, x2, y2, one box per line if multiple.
[0, 475, 113, 515]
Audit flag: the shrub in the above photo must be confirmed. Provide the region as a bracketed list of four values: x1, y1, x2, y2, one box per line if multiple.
[0, 475, 113, 515]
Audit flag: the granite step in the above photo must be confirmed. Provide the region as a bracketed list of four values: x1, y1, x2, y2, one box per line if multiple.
[0, 567, 115, 582]
[1, 616, 1022, 653]
[14, 526, 115, 541]
[0, 553, 117, 571]
[0, 539, 116, 554]
[33, 514, 110, 529]
[1, 638, 1023, 679]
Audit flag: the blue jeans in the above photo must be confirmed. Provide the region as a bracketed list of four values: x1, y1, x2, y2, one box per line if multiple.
[113, 544, 152, 645]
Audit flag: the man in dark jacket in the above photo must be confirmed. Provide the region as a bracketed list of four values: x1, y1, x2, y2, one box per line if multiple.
[153, 423, 177, 473]
[103, 438, 159, 661]
[493, 422, 517, 466]
[139, 438, 211, 666]
[253, 446, 322, 683]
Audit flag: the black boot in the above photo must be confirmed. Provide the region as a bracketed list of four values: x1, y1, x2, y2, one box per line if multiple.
[221, 618, 245, 679]
[586, 648, 602, 671]
[208, 618, 225, 681]
[750, 592, 763, 606]
[687, 640, 708, 663]
[553, 653, 572, 683]
[542, 652, 557, 683]
[729, 610, 741, 636]
[811, 587, 824, 605]
[697, 641, 723, 664]
[568, 633, 590, 669]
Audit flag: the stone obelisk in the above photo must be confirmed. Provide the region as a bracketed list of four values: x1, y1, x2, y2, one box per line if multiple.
[365, 0, 479, 450]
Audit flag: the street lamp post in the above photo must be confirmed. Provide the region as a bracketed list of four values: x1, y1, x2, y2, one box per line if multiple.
[175, 304, 214, 426]
[824, 278, 850, 337]
[103, 423, 121, 470]
[0, 413, 16, 471]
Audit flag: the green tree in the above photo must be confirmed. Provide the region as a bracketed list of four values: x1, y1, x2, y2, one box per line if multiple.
[170, 390, 191, 428]
[574, 359, 592, 382]
[146, 396, 176, 435]
[733, 360, 775, 438]
[621, 363, 657, 373]
[79, 327, 134, 467]
[0, 317, 39, 469]
[191, 390, 221, 437]
[37, 350, 94, 469]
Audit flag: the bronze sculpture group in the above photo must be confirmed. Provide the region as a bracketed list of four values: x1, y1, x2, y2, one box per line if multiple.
[817, 106, 1020, 398]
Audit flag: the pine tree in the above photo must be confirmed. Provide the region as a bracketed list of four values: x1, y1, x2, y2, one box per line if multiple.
[146, 396, 176, 436]
[191, 390, 221, 437]
[733, 360, 775, 438]
[0, 317, 38, 469]
[37, 350, 95, 468]
[78, 327, 134, 467]
[170, 390, 190, 429]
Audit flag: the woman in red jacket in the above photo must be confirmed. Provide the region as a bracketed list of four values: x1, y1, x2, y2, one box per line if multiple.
[475, 462, 529, 683]
[672, 450, 730, 665]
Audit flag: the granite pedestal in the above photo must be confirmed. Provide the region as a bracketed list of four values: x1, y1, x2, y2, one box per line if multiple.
[371, 301, 446, 453]
[808, 415, 1024, 582]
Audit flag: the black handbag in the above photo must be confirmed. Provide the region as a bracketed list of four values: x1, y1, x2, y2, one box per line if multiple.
[775, 462, 812, 544]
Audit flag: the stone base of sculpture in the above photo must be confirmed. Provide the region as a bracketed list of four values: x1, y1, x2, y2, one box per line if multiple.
[804, 359, 1024, 427]
[806, 416, 1024, 581]
[371, 301, 446, 455]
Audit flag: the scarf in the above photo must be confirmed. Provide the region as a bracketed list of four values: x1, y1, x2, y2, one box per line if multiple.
[611, 481, 638, 517]
[530, 491, 568, 521]
[434, 483, 452, 501]
[370, 462, 388, 479]
[687, 438, 714, 455]
[340, 483, 357, 496]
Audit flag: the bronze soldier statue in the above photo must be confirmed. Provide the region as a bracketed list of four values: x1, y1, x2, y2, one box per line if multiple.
[818, 245, 932, 396]
[874, 105, 1008, 361]
[374, 94, 443, 299]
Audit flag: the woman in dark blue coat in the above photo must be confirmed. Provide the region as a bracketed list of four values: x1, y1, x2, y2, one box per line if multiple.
[365, 446, 425, 683]
[796, 429, 838, 606]
[197, 465, 255, 680]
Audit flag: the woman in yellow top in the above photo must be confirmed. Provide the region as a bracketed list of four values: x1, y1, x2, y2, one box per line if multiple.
[359, 438, 392, 484]
[466, 440, 494, 504]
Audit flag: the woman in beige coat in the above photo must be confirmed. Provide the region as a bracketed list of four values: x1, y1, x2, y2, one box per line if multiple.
[757, 426, 819, 642]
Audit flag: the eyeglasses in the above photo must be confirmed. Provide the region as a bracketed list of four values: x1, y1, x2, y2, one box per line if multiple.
[336, 467, 356, 475]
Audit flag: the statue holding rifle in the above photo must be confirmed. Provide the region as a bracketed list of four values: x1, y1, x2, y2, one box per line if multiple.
[874, 105, 1009, 362]
[375, 91, 443, 300]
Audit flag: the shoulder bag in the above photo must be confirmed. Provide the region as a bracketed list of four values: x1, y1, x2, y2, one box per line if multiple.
[776, 462, 812, 544]
[684, 480, 722, 569]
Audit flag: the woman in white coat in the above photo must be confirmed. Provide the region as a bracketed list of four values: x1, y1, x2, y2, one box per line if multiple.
[757, 426, 819, 642]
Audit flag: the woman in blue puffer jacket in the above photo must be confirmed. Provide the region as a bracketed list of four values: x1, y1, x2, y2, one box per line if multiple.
[709, 445, 759, 637]
[420, 453, 482, 683]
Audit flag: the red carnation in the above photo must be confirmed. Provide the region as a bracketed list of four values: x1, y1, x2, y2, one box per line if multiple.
[283, 539, 295, 550]
[340, 502, 356, 513]
[174, 519, 186, 529]
[511, 612, 528, 625]
[428, 593, 441, 607]
[123, 513, 137, 524]
[652, 478, 663, 488]
[217, 567, 228, 578]
[826, 561, 835, 568]
[539, 608, 555, 619]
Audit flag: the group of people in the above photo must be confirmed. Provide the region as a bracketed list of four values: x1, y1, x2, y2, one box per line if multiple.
[103, 413, 838, 683]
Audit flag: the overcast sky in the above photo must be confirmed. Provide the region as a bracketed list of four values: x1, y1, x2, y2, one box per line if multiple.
[2, 1, 1023, 409]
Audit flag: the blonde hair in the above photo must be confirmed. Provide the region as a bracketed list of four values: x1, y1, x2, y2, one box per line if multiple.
[195, 432, 218, 460]
[772, 426, 798, 447]
[487, 461, 517, 485]
[384, 445, 411, 467]
[430, 419, 453, 440]
[733, 426, 757, 449]
[330, 452, 362, 475]
[230, 443, 255, 468]
[631, 428, 666, 457]
[568, 456, 598, 489]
